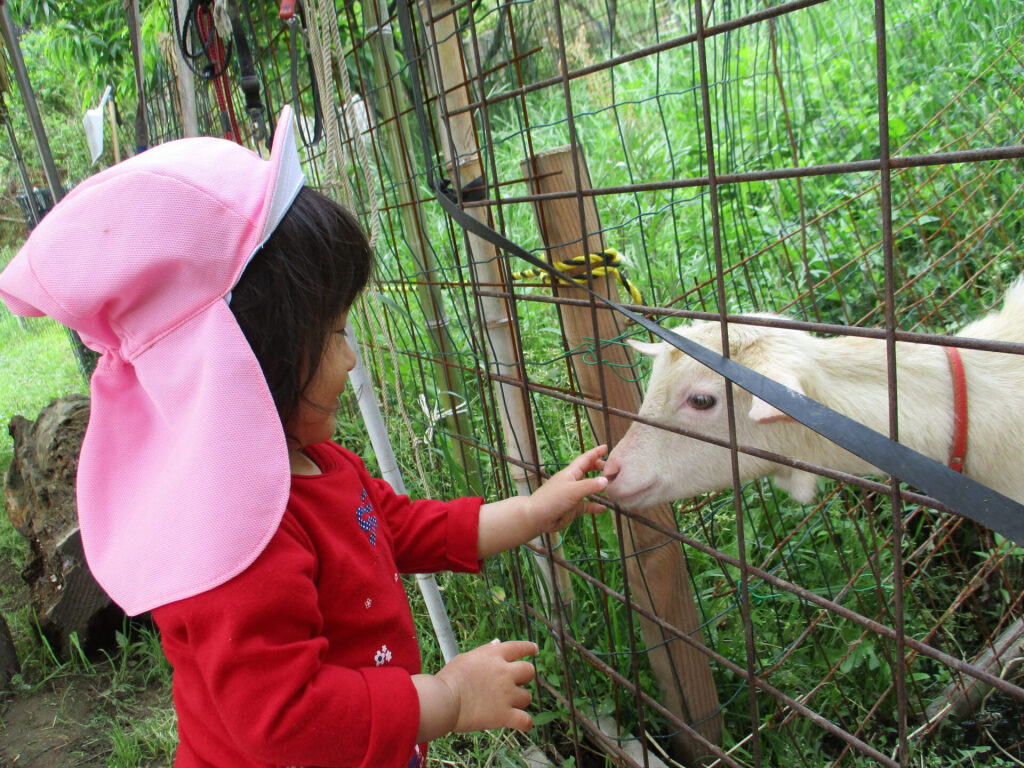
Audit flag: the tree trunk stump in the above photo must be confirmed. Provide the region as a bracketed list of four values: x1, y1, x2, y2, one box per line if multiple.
[0, 612, 18, 690]
[4, 394, 123, 659]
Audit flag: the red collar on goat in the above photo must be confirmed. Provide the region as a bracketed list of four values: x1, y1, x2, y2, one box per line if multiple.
[944, 346, 969, 472]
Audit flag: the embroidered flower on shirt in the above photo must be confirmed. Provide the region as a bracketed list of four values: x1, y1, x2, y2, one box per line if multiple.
[364, 598, 372, 609]
[355, 488, 378, 546]
[374, 645, 392, 666]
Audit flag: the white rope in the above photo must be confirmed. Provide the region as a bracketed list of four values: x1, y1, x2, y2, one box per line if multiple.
[211, 0, 233, 41]
[319, 0, 382, 250]
[302, 0, 435, 496]
[303, 0, 351, 205]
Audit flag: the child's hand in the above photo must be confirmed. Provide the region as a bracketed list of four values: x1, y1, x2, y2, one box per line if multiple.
[436, 639, 539, 733]
[526, 444, 608, 535]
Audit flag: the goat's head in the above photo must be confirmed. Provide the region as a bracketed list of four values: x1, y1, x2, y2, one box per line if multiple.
[602, 320, 818, 507]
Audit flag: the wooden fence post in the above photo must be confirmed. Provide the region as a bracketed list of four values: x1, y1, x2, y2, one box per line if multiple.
[343, 0, 482, 491]
[419, 0, 574, 608]
[521, 146, 722, 764]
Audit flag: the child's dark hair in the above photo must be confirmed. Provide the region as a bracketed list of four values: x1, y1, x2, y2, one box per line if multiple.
[229, 186, 373, 427]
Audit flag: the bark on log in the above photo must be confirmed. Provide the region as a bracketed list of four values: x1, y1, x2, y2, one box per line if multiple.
[0, 612, 17, 690]
[4, 394, 123, 658]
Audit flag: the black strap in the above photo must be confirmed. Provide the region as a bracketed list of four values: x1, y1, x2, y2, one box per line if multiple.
[175, 0, 233, 80]
[286, 0, 323, 147]
[395, 0, 1024, 545]
[227, 0, 267, 142]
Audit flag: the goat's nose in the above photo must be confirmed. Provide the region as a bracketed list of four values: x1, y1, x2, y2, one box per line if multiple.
[603, 463, 620, 483]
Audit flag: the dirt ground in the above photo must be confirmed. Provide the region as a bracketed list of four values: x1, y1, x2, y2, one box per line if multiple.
[0, 645, 173, 767]
[2, 674, 117, 767]
[0, 541, 174, 767]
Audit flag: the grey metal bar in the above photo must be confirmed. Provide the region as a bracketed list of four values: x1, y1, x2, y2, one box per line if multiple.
[0, 2, 64, 203]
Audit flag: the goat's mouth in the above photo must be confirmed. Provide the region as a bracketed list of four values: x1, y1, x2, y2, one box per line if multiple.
[604, 477, 660, 508]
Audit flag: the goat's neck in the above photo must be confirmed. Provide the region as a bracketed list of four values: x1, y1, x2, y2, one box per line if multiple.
[797, 334, 951, 457]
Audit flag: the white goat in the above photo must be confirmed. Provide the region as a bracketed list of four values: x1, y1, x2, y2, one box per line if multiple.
[602, 280, 1024, 507]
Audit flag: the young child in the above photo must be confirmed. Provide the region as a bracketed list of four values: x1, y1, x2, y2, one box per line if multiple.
[0, 106, 608, 767]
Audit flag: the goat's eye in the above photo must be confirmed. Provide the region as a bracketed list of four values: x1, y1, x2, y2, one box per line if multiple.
[688, 393, 717, 410]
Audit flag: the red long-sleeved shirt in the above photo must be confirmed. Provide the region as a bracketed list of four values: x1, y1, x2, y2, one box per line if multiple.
[152, 441, 483, 767]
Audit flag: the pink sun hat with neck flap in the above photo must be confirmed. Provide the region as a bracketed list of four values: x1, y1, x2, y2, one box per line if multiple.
[0, 106, 305, 616]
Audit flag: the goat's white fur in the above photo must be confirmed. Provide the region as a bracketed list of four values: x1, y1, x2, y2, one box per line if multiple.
[603, 279, 1024, 507]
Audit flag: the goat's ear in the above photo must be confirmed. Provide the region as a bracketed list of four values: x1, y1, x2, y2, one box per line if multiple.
[627, 338, 666, 357]
[748, 370, 805, 424]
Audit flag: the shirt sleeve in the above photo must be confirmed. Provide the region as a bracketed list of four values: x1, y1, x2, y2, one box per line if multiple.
[350, 454, 483, 575]
[153, 514, 420, 768]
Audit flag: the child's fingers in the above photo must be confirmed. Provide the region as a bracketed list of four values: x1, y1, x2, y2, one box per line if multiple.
[498, 640, 539, 661]
[508, 708, 534, 732]
[566, 475, 607, 502]
[579, 444, 608, 470]
[564, 444, 608, 477]
[510, 659, 536, 686]
[510, 679, 533, 708]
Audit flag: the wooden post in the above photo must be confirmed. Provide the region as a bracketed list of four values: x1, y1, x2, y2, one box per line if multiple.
[173, 0, 200, 138]
[125, 0, 148, 152]
[417, 0, 573, 607]
[345, 0, 482, 492]
[522, 146, 722, 763]
[106, 99, 120, 163]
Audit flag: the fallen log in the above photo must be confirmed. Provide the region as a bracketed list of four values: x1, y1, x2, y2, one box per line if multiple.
[0, 612, 17, 690]
[4, 394, 124, 659]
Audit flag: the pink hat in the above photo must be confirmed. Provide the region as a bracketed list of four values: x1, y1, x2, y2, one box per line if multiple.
[0, 107, 304, 615]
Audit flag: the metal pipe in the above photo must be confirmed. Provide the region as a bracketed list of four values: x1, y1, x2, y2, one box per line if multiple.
[0, 2, 64, 202]
[0, 97, 40, 224]
[347, 326, 460, 663]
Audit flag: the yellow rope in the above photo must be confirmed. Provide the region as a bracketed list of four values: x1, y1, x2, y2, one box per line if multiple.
[376, 248, 644, 306]
[510, 248, 643, 306]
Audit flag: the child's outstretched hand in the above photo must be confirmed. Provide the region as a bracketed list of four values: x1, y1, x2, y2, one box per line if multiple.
[476, 445, 608, 559]
[526, 444, 608, 535]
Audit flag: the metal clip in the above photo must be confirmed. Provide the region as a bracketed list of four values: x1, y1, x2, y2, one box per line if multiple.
[278, 0, 297, 22]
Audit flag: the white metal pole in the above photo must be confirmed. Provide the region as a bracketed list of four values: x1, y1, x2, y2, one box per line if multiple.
[347, 327, 460, 663]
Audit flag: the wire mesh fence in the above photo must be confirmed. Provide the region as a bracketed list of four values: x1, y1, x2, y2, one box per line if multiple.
[11, 0, 1024, 765]
[333, 0, 1024, 764]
